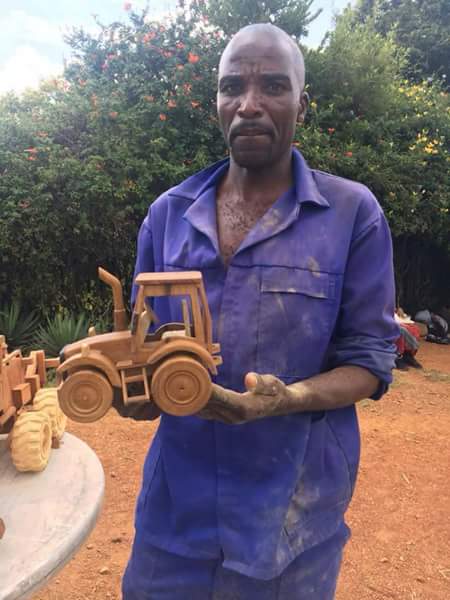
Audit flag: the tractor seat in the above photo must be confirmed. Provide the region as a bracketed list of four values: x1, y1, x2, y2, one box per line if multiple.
[161, 330, 187, 340]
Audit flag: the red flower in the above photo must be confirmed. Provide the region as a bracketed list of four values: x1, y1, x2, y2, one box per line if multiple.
[176, 64, 184, 71]
[142, 32, 156, 44]
[190, 101, 200, 109]
[24, 147, 38, 154]
[123, 2, 132, 11]
[167, 99, 177, 108]
[188, 52, 200, 64]
[109, 111, 118, 119]
[344, 151, 353, 157]
[176, 42, 185, 50]
[78, 79, 87, 87]
[327, 128, 335, 134]
[163, 50, 173, 58]
[159, 113, 167, 121]
[183, 83, 192, 94]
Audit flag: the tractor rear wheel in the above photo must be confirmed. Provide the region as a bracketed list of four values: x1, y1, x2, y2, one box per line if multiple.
[10, 410, 52, 472]
[33, 388, 67, 440]
[58, 370, 113, 423]
[151, 355, 211, 416]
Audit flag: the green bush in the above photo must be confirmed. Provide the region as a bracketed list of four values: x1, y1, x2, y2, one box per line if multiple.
[0, 1, 448, 314]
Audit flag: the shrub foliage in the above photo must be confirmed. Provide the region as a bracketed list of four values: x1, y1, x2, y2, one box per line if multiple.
[0, 1, 448, 317]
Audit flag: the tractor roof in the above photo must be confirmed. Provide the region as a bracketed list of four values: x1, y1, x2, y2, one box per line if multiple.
[135, 271, 202, 286]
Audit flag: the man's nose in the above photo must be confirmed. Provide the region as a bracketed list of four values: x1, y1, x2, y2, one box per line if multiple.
[237, 88, 263, 118]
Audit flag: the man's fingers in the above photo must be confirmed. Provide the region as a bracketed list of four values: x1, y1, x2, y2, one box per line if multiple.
[245, 372, 281, 395]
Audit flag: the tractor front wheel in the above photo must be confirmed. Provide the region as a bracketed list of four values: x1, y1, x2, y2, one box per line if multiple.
[58, 370, 113, 423]
[151, 355, 211, 416]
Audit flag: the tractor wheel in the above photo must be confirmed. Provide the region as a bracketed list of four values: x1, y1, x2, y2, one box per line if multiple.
[33, 388, 67, 440]
[10, 410, 52, 472]
[151, 355, 211, 416]
[58, 370, 113, 423]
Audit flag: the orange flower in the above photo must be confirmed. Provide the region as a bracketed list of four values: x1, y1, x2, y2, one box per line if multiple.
[142, 32, 156, 44]
[143, 95, 154, 102]
[109, 111, 118, 119]
[344, 151, 353, 157]
[183, 83, 192, 94]
[167, 99, 177, 108]
[191, 101, 200, 109]
[188, 52, 200, 64]
[159, 113, 167, 121]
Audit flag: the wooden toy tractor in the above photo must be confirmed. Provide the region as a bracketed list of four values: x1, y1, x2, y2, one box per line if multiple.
[0, 336, 66, 473]
[57, 268, 221, 422]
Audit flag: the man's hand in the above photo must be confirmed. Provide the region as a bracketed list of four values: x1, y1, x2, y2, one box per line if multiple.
[197, 365, 380, 425]
[112, 390, 161, 421]
[197, 373, 294, 425]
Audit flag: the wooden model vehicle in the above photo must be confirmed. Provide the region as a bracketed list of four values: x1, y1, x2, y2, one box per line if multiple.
[57, 268, 221, 422]
[0, 335, 66, 473]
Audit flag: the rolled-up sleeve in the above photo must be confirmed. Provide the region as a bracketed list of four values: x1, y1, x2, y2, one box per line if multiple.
[328, 207, 400, 399]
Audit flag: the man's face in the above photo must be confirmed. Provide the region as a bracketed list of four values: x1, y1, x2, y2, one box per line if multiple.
[217, 31, 307, 170]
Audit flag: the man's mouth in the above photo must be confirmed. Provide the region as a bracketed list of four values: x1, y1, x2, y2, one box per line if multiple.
[231, 126, 272, 141]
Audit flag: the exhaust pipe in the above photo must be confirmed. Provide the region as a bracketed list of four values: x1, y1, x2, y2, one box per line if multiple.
[98, 267, 128, 331]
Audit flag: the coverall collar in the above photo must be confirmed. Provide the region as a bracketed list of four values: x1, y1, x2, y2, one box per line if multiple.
[176, 148, 329, 256]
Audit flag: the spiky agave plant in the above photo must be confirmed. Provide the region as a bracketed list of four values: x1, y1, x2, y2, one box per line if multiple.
[0, 301, 40, 350]
[34, 313, 90, 357]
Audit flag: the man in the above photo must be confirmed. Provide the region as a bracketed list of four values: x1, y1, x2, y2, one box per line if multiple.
[122, 23, 399, 599]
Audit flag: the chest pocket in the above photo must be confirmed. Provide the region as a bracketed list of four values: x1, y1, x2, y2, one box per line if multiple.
[257, 267, 336, 379]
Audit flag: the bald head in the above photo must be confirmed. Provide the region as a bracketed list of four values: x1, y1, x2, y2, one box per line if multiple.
[219, 24, 305, 92]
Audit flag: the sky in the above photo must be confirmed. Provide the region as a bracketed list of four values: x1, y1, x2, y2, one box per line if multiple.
[0, 0, 352, 94]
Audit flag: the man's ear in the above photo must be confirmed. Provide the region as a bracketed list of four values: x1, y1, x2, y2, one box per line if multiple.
[297, 91, 310, 124]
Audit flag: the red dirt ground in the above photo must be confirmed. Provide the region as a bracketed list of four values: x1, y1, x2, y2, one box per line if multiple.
[34, 341, 450, 600]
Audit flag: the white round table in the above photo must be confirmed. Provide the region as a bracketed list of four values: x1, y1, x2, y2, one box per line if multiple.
[0, 432, 104, 600]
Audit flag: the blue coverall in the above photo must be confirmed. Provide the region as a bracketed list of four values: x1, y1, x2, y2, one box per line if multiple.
[123, 149, 399, 598]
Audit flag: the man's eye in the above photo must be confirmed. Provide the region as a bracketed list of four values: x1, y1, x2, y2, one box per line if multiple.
[221, 83, 240, 94]
[266, 82, 284, 94]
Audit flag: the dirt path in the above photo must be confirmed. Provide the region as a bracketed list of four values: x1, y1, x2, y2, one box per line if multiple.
[33, 342, 450, 600]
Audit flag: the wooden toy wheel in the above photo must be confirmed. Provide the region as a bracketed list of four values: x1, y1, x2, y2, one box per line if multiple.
[58, 370, 113, 423]
[10, 410, 52, 472]
[151, 355, 211, 416]
[33, 388, 67, 440]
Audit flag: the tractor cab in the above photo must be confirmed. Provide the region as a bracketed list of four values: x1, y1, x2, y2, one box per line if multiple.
[131, 272, 214, 351]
